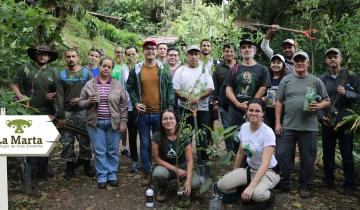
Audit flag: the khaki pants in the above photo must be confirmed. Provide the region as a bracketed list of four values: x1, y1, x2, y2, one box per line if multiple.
[217, 168, 280, 202]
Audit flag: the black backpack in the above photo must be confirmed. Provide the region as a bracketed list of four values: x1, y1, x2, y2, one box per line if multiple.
[218, 64, 239, 111]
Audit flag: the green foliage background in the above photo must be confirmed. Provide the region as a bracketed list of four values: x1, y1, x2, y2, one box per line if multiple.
[0, 0, 359, 179]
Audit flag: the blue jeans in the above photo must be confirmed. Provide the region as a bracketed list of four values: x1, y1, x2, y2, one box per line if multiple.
[137, 113, 161, 173]
[87, 119, 120, 183]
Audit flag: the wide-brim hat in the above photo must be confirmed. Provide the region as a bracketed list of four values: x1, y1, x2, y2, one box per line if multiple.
[27, 45, 59, 63]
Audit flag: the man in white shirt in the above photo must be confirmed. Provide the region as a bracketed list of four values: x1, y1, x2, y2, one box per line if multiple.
[173, 45, 215, 161]
[260, 25, 297, 72]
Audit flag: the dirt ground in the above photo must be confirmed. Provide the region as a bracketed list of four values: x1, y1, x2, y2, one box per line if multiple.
[7, 138, 360, 210]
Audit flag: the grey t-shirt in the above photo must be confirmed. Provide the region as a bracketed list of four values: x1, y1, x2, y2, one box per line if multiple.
[276, 73, 328, 131]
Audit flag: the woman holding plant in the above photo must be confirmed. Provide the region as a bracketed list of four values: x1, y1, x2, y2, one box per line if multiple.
[217, 99, 280, 206]
[152, 110, 202, 202]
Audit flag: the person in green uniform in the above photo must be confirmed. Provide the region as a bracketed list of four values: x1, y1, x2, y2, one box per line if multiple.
[12, 44, 60, 179]
[57, 48, 95, 179]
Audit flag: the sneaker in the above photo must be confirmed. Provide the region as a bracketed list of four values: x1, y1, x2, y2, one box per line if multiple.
[108, 180, 118, 187]
[98, 182, 107, 189]
[142, 173, 151, 186]
[130, 161, 138, 173]
[121, 149, 130, 157]
[299, 189, 312, 198]
[156, 188, 167, 202]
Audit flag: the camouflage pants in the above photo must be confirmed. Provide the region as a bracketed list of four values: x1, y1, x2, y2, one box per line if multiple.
[60, 110, 92, 162]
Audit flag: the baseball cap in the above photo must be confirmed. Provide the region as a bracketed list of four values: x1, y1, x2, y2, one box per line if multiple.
[271, 54, 285, 64]
[325, 48, 342, 56]
[186, 45, 201, 53]
[240, 39, 255, 47]
[282, 39, 295, 47]
[293, 51, 309, 60]
[143, 40, 157, 48]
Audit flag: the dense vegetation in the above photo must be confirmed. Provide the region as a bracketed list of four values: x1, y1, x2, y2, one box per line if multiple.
[1, 0, 359, 176]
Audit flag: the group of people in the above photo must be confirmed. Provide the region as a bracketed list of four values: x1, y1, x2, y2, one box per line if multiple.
[12, 24, 359, 207]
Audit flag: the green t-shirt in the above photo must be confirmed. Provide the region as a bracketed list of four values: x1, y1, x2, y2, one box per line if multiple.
[13, 63, 58, 115]
[112, 63, 128, 87]
[276, 73, 329, 131]
[152, 132, 191, 165]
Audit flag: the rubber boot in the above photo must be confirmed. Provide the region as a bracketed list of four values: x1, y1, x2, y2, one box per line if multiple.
[83, 160, 95, 177]
[64, 161, 75, 179]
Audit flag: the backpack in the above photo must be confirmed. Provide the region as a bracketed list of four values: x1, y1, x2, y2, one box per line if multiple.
[218, 64, 239, 111]
[59, 68, 90, 84]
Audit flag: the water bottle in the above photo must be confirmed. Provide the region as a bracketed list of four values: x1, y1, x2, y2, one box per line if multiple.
[145, 186, 154, 208]
[303, 87, 315, 111]
[209, 194, 222, 210]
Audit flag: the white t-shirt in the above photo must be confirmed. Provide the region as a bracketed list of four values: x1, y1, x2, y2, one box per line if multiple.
[173, 64, 214, 111]
[238, 122, 277, 169]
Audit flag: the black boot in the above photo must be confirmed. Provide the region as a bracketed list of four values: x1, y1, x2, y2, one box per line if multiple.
[64, 161, 75, 179]
[264, 190, 275, 210]
[83, 160, 95, 177]
[74, 158, 85, 168]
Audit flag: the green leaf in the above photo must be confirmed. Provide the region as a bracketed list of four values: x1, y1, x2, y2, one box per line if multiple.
[292, 201, 302, 209]
[199, 177, 213, 193]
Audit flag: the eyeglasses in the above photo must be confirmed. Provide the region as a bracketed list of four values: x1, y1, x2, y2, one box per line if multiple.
[162, 117, 176, 121]
[247, 109, 262, 113]
[144, 47, 157, 51]
[116, 51, 122, 54]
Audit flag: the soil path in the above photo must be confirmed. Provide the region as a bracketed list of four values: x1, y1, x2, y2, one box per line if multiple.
[8, 141, 359, 210]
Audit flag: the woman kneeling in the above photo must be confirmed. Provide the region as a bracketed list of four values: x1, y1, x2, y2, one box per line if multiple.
[152, 110, 201, 202]
[217, 99, 280, 205]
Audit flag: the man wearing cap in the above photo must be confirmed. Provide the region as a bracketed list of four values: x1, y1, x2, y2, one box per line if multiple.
[319, 48, 360, 192]
[225, 39, 271, 152]
[173, 45, 214, 161]
[260, 25, 297, 72]
[275, 51, 330, 197]
[127, 40, 174, 186]
[56, 48, 95, 179]
[12, 44, 60, 179]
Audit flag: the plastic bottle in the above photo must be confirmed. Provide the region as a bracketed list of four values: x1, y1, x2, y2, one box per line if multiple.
[303, 87, 315, 111]
[145, 186, 154, 208]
